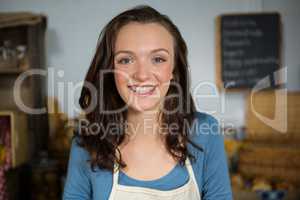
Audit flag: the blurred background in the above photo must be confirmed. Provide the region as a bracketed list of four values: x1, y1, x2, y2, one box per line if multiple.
[0, 0, 299, 199]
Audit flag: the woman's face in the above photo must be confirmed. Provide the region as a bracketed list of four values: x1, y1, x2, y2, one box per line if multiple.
[114, 22, 174, 113]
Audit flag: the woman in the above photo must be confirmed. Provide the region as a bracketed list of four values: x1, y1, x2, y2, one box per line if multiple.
[63, 5, 232, 200]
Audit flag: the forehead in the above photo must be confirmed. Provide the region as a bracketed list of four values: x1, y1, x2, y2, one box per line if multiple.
[114, 22, 174, 54]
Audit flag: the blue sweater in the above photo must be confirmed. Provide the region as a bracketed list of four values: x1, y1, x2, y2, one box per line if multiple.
[63, 112, 233, 200]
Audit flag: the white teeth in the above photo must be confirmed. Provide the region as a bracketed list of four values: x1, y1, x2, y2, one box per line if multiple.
[128, 86, 155, 94]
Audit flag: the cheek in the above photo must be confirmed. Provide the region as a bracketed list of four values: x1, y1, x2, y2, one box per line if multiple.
[156, 65, 174, 95]
[158, 63, 173, 83]
[114, 74, 124, 85]
[114, 72, 128, 95]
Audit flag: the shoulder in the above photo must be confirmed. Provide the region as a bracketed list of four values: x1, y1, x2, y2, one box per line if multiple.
[189, 112, 222, 141]
[63, 136, 93, 199]
[188, 111, 223, 148]
[69, 136, 91, 163]
[189, 112, 233, 199]
[65, 136, 113, 200]
[68, 136, 113, 177]
[66, 136, 93, 178]
[193, 111, 219, 128]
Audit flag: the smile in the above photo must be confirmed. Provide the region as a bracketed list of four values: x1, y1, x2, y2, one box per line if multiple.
[127, 85, 157, 96]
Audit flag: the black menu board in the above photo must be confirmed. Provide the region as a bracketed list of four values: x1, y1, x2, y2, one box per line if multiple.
[216, 13, 281, 89]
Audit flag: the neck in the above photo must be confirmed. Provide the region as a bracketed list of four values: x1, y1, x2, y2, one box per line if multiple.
[125, 108, 163, 143]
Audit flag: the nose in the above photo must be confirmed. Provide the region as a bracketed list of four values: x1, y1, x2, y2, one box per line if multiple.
[132, 60, 151, 81]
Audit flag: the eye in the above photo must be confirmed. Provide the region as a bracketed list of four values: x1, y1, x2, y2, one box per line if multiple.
[116, 57, 133, 65]
[152, 56, 166, 64]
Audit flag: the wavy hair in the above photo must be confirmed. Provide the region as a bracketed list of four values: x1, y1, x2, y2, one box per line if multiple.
[77, 5, 202, 172]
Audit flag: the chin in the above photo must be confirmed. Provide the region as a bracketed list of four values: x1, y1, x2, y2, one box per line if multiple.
[128, 101, 161, 113]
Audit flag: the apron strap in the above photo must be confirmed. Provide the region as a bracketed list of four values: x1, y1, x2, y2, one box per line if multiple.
[113, 162, 119, 185]
[185, 157, 201, 198]
[109, 162, 119, 200]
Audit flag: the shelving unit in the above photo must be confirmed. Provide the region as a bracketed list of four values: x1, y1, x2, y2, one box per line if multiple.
[0, 12, 48, 159]
[0, 12, 50, 199]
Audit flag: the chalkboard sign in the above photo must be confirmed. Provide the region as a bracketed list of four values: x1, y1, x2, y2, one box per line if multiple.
[216, 13, 281, 89]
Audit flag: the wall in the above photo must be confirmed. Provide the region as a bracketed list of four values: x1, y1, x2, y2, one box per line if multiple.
[0, 0, 299, 128]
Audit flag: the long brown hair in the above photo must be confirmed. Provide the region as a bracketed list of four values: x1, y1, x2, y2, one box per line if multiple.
[77, 5, 202, 172]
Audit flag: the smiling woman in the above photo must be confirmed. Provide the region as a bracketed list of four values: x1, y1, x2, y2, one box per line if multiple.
[63, 5, 232, 200]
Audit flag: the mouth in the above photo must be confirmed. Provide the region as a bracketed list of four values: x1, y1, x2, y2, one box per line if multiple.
[127, 84, 157, 96]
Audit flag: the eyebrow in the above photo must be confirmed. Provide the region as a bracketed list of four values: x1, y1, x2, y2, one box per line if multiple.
[114, 48, 170, 57]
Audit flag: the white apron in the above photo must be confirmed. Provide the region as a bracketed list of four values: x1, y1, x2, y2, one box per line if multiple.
[108, 157, 201, 200]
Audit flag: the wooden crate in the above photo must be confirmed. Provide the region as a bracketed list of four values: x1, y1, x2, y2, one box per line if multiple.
[245, 91, 300, 143]
[239, 144, 300, 168]
[0, 110, 29, 168]
[240, 91, 300, 187]
[233, 188, 300, 200]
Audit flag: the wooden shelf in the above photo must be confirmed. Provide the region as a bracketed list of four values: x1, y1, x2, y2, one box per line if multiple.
[0, 67, 27, 74]
[233, 188, 300, 200]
